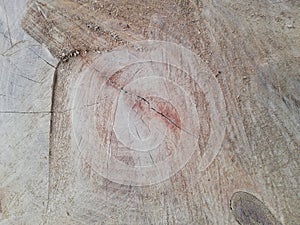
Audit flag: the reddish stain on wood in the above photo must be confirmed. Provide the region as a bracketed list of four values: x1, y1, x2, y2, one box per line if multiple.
[132, 96, 181, 135]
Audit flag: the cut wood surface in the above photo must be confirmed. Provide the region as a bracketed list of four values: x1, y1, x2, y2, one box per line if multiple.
[0, 0, 299, 224]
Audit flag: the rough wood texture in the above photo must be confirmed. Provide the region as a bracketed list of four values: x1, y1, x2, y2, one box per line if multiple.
[1, 0, 299, 224]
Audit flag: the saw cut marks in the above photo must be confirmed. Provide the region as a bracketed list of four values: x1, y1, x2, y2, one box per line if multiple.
[22, 0, 144, 59]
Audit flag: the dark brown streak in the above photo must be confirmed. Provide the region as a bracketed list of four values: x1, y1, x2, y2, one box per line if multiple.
[49, 61, 60, 137]
[45, 60, 60, 220]
[7, 58, 43, 84]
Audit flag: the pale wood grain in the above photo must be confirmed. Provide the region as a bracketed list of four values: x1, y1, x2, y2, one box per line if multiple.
[1, 0, 299, 224]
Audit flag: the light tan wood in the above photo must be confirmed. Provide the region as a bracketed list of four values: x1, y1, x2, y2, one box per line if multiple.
[0, 0, 299, 224]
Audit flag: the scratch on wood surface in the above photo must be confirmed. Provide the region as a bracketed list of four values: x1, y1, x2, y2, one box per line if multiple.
[29, 48, 55, 68]
[0, 40, 27, 56]
[2, 0, 13, 46]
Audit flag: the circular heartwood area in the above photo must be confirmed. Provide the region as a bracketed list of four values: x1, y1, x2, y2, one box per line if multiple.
[71, 41, 226, 186]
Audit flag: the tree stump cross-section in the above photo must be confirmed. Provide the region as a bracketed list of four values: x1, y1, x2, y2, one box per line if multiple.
[0, 0, 299, 224]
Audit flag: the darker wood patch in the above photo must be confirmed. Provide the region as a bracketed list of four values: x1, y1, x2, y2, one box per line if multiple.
[230, 191, 282, 225]
[21, 0, 143, 60]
